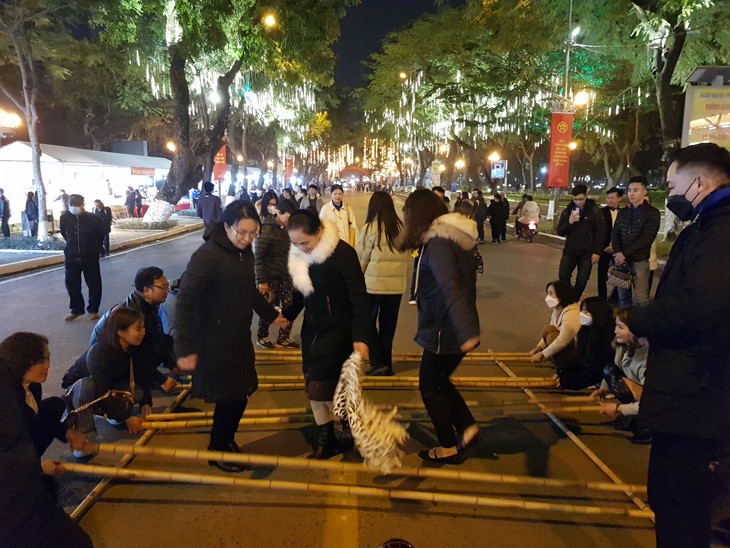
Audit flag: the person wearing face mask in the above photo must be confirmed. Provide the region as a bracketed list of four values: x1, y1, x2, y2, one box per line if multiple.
[555, 297, 615, 390]
[175, 200, 287, 472]
[196, 181, 222, 231]
[59, 194, 107, 322]
[259, 189, 279, 221]
[610, 176, 660, 306]
[622, 143, 730, 548]
[529, 280, 580, 366]
[320, 184, 358, 246]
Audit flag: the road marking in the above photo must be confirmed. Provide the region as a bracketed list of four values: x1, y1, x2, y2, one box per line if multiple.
[0, 232, 197, 286]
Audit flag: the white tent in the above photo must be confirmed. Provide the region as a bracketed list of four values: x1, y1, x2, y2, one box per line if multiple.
[0, 142, 170, 224]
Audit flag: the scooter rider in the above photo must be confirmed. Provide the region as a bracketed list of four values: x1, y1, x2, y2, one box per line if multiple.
[515, 195, 540, 234]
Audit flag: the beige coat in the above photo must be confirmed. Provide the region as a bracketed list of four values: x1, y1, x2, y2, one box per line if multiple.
[320, 201, 357, 246]
[357, 223, 409, 295]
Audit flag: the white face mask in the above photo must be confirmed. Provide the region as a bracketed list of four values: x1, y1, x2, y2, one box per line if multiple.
[544, 295, 559, 309]
[69, 206, 82, 215]
[579, 312, 593, 326]
[267, 205, 278, 215]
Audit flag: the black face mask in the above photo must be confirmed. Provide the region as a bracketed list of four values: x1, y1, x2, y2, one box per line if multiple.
[666, 179, 700, 222]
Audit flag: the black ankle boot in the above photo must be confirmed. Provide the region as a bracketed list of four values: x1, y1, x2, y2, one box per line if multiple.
[339, 417, 355, 452]
[208, 441, 250, 473]
[311, 421, 338, 460]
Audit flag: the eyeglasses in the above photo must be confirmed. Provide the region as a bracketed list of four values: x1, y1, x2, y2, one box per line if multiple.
[152, 284, 170, 291]
[227, 225, 259, 240]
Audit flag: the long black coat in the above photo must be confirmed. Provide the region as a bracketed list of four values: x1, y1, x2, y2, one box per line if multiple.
[284, 223, 370, 382]
[626, 188, 730, 440]
[254, 216, 290, 283]
[175, 224, 278, 402]
[0, 366, 92, 548]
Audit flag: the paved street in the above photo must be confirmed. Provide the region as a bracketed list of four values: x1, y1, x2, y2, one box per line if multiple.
[1, 192, 660, 547]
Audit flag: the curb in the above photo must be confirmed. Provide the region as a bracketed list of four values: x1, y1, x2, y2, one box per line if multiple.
[0, 222, 204, 278]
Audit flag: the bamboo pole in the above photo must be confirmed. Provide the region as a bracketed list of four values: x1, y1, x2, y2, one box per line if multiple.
[256, 375, 551, 383]
[255, 350, 531, 358]
[87, 443, 647, 494]
[70, 387, 191, 521]
[256, 380, 557, 390]
[254, 356, 532, 364]
[61, 461, 652, 519]
[142, 405, 601, 430]
[493, 358, 654, 522]
[145, 396, 596, 422]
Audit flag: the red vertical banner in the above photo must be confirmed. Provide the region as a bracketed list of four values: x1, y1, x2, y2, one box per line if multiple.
[285, 158, 293, 183]
[213, 145, 227, 181]
[546, 112, 574, 188]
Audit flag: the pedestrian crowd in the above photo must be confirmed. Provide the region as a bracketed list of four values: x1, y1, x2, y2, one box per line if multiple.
[2, 143, 730, 547]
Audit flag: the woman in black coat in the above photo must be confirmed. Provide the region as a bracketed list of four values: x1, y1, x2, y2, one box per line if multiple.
[25, 191, 39, 237]
[175, 200, 286, 472]
[284, 210, 370, 459]
[0, 332, 87, 459]
[399, 189, 481, 464]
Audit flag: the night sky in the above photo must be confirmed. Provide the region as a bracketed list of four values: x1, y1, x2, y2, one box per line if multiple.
[334, 0, 458, 88]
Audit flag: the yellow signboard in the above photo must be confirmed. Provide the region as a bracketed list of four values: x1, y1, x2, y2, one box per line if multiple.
[683, 87, 730, 151]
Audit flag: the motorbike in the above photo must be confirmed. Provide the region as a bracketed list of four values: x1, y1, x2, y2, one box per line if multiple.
[515, 220, 538, 243]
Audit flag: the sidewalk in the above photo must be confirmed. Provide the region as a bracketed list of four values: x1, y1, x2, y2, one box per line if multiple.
[0, 215, 203, 277]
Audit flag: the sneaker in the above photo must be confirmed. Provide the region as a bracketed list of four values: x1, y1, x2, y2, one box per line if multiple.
[277, 339, 300, 348]
[408, 299, 417, 305]
[88, 312, 100, 321]
[64, 313, 82, 321]
[257, 338, 275, 349]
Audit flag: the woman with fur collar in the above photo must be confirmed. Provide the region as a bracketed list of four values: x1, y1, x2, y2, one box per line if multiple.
[284, 210, 370, 459]
[398, 189, 481, 464]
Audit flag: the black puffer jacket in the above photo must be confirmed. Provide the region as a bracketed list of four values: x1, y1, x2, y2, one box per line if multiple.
[254, 216, 290, 283]
[59, 210, 106, 260]
[626, 187, 730, 440]
[86, 341, 153, 410]
[610, 201, 660, 262]
[284, 222, 370, 382]
[556, 198, 606, 256]
[487, 199, 510, 223]
[414, 213, 480, 354]
[175, 223, 279, 402]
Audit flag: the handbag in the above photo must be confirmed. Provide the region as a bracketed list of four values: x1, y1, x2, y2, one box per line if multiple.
[607, 262, 634, 289]
[104, 358, 137, 421]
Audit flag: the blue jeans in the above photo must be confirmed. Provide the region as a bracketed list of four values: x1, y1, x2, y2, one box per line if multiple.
[559, 253, 592, 300]
[66, 377, 142, 437]
[617, 260, 650, 306]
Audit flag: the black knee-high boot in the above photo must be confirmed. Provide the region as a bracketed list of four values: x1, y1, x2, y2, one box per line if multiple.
[311, 421, 338, 460]
[339, 417, 354, 451]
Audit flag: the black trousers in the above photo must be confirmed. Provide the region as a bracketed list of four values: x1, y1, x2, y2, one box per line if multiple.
[101, 232, 110, 256]
[419, 350, 475, 447]
[1, 216, 9, 238]
[476, 218, 485, 241]
[64, 258, 102, 314]
[210, 398, 248, 450]
[648, 432, 719, 548]
[597, 252, 612, 300]
[490, 220, 507, 242]
[29, 396, 66, 457]
[559, 252, 592, 300]
[368, 293, 402, 369]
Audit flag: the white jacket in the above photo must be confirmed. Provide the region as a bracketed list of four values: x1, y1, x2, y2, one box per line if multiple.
[357, 223, 409, 295]
[320, 201, 357, 246]
[519, 201, 540, 223]
[536, 303, 581, 358]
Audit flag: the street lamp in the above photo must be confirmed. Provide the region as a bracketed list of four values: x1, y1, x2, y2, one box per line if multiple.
[574, 90, 590, 106]
[399, 72, 407, 80]
[455, 159, 465, 169]
[262, 13, 277, 28]
[568, 141, 578, 150]
[165, 141, 177, 152]
[0, 109, 22, 144]
[488, 152, 501, 162]
[438, 164, 446, 173]
[236, 154, 243, 162]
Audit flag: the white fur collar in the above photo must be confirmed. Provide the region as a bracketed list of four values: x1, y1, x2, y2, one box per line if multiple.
[423, 212, 477, 251]
[288, 221, 340, 295]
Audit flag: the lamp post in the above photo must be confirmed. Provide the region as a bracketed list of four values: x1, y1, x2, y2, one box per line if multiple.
[0, 109, 22, 145]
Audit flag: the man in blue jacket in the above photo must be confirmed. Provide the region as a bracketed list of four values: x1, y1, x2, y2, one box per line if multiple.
[626, 143, 730, 547]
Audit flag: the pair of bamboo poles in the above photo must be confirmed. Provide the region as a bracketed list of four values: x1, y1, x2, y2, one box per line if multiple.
[60, 441, 652, 521]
